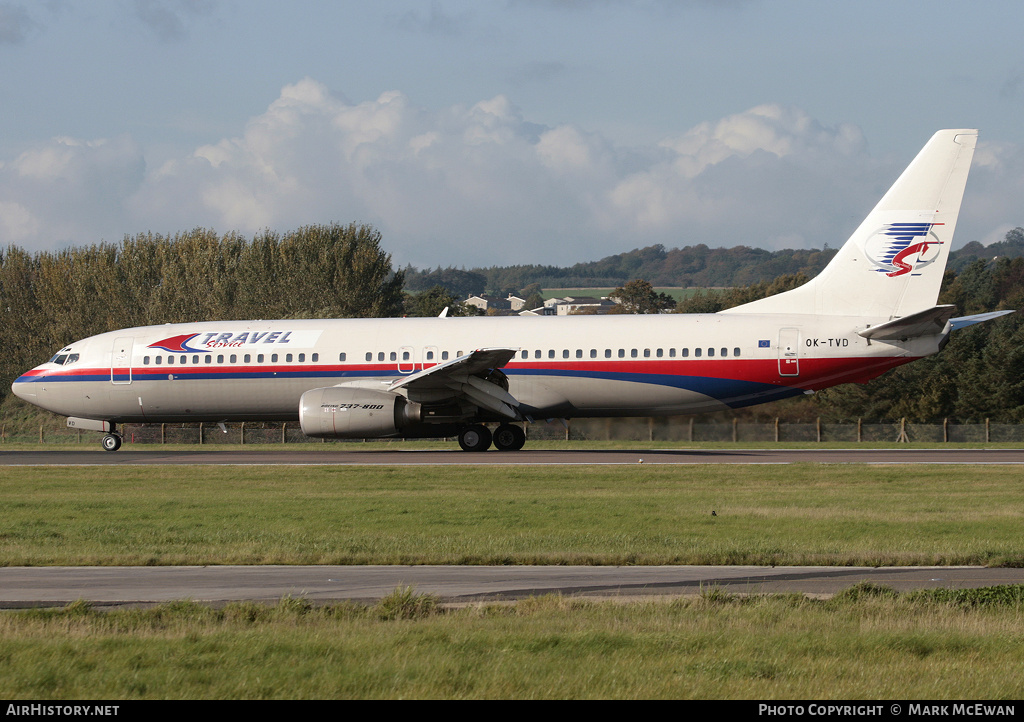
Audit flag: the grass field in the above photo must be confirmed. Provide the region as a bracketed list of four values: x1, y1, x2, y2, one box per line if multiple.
[1, 463, 1023, 567]
[2, 588, 1023, 699]
[4, 459, 1024, 699]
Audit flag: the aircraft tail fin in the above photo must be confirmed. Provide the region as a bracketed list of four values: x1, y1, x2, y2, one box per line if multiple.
[722, 129, 978, 319]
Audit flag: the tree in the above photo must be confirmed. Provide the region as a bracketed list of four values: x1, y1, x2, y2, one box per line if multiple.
[610, 279, 676, 314]
[403, 285, 470, 317]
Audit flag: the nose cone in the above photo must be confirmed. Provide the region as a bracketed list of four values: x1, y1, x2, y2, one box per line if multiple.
[11, 372, 38, 403]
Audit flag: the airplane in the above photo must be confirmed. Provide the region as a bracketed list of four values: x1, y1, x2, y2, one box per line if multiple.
[10, 129, 1013, 452]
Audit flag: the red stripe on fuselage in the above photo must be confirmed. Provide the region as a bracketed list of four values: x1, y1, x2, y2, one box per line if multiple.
[19, 354, 916, 390]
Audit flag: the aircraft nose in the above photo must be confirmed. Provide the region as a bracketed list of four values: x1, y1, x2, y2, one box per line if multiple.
[11, 374, 37, 402]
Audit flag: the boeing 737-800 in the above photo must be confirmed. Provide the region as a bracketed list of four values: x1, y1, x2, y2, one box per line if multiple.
[11, 129, 1010, 451]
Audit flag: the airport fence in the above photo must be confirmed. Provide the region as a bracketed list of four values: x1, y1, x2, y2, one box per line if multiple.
[3, 417, 1023, 445]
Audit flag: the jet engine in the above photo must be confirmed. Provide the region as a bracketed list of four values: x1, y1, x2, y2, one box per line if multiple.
[299, 387, 421, 438]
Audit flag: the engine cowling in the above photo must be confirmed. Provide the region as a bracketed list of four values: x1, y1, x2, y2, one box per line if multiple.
[299, 387, 421, 439]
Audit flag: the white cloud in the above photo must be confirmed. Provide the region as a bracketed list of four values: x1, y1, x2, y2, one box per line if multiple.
[0, 135, 144, 247]
[1, 80, 1021, 266]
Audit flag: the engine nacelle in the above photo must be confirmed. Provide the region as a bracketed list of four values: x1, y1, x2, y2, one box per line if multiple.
[299, 387, 421, 439]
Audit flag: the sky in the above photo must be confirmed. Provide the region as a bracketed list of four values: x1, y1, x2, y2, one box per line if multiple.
[2, 0, 1023, 270]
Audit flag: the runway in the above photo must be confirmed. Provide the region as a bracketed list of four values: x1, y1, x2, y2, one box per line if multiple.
[4, 447, 1024, 465]
[2, 565, 1022, 608]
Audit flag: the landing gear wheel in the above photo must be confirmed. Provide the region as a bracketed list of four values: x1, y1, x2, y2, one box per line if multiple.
[101, 434, 122, 452]
[493, 424, 526, 451]
[458, 424, 492, 452]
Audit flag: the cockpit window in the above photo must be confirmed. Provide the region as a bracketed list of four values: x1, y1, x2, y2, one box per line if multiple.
[49, 353, 81, 366]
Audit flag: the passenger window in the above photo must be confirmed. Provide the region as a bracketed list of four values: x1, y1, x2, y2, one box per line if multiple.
[365, 352, 372, 362]
[618, 349, 625, 358]
[656, 349, 663, 358]
[271, 354, 278, 363]
[520, 350, 527, 359]
[682, 348, 689, 357]
[631, 349, 638, 358]
[694, 348, 701, 358]
[179, 355, 186, 364]
[562, 350, 569, 359]
[721, 348, 727, 357]
[312, 353, 318, 362]
[548, 350, 555, 359]
[708, 348, 714, 357]
[442, 351, 449, 360]
[244, 354, 251, 363]
[590, 349, 597, 358]
[535, 350, 541, 359]
[205, 355, 212, 364]
[643, 349, 650, 358]
[192, 355, 199, 364]
[156, 356, 162, 365]
[669, 348, 676, 358]
[299, 353, 305, 362]
[143, 356, 150, 365]
[258, 354, 265, 363]
[390, 352, 397, 361]
[402, 351, 409, 361]
[286, 353, 293, 363]
[377, 352, 384, 362]
[167, 356, 175, 365]
[734, 347, 741, 357]
[338, 352, 345, 362]
[576, 349, 583, 359]
[605, 349, 612, 358]
[217, 355, 224, 364]
[230, 354, 237, 363]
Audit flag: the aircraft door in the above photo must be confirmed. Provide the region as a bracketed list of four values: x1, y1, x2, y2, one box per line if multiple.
[111, 337, 134, 385]
[778, 328, 800, 377]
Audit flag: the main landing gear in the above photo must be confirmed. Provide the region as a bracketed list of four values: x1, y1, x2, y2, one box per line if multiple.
[458, 423, 526, 452]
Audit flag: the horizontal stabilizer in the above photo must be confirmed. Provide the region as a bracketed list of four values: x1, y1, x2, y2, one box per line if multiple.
[858, 305, 956, 340]
[949, 309, 1016, 331]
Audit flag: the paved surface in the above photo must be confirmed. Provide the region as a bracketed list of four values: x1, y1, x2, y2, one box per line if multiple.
[4, 447, 1021, 608]
[4, 448, 1024, 465]
[2, 565, 1021, 608]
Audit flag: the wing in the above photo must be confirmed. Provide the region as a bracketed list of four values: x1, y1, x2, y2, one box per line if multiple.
[388, 347, 522, 420]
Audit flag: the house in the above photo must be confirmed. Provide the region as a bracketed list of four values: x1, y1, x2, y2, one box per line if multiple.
[552, 296, 618, 315]
[464, 294, 511, 313]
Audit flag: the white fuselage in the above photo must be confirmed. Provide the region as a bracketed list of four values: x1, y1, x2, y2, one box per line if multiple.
[11, 312, 935, 427]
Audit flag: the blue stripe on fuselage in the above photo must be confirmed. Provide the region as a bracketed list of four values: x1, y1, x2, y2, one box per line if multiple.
[14, 365, 806, 408]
